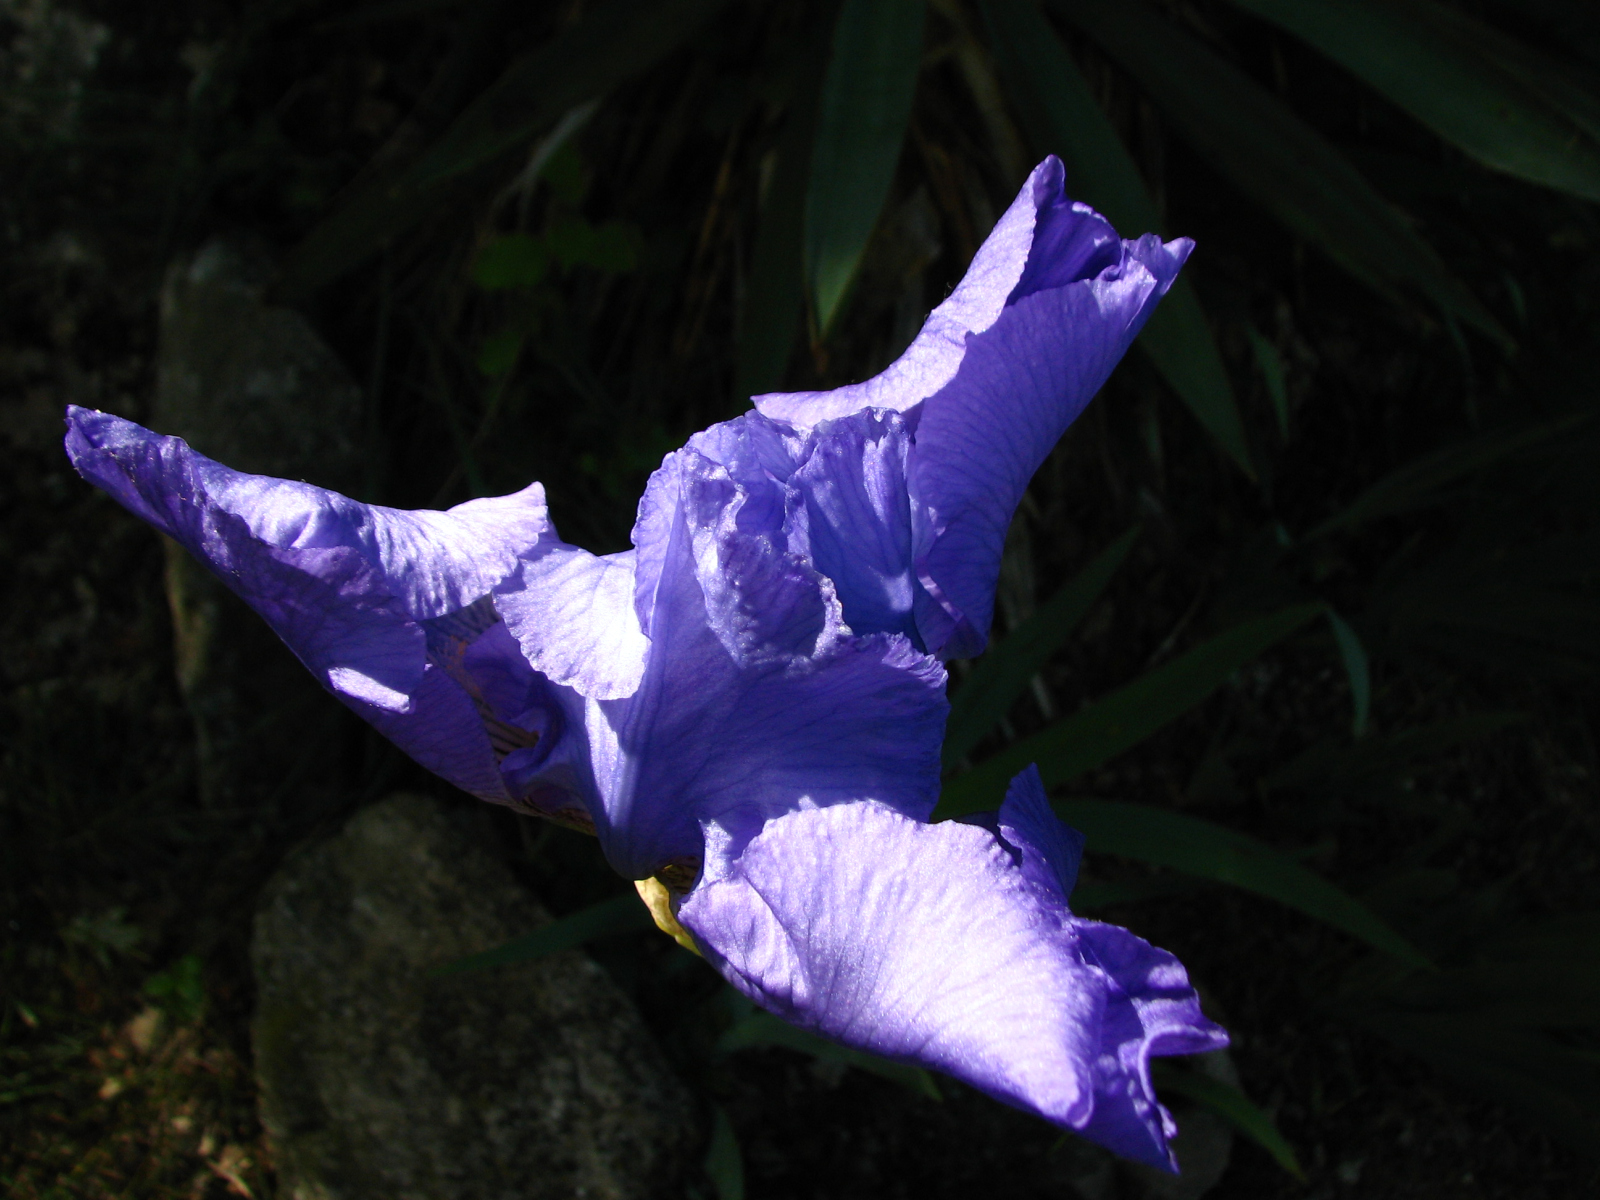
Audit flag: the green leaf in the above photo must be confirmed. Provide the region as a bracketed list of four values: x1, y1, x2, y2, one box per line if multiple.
[736, 16, 834, 401]
[545, 218, 641, 272]
[944, 527, 1139, 766]
[1325, 610, 1371, 738]
[1069, 873, 1204, 912]
[704, 1106, 745, 1200]
[1057, 800, 1429, 966]
[1137, 286, 1256, 478]
[1228, 0, 1600, 203]
[935, 604, 1321, 819]
[472, 233, 549, 290]
[1380, 578, 1600, 679]
[1304, 412, 1591, 539]
[1263, 713, 1525, 795]
[981, 0, 1253, 476]
[1245, 323, 1290, 440]
[719, 1011, 942, 1101]
[1381, 914, 1600, 1019]
[805, 0, 925, 333]
[431, 893, 653, 975]
[1349, 1011, 1600, 1158]
[144, 955, 206, 1025]
[1343, 913, 1600, 1156]
[1052, 0, 1510, 349]
[1150, 1061, 1304, 1179]
[280, 0, 729, 297]
[477, 327, 525, 376]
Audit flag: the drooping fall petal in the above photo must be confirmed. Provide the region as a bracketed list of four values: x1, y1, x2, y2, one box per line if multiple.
[678, 767, 1226, 1170]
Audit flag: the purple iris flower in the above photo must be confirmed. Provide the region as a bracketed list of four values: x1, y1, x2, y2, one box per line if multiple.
[65, 158, 1225, 1170]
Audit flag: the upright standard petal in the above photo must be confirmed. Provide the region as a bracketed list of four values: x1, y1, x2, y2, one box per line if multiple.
[677, 767, 1227, 1170]
[755, 158, 1189, 657]
[569, 430, 948, 880]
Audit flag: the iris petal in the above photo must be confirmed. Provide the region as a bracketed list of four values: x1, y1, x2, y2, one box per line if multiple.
[750, 161, 1052, 427]
[576, 441, 947, 880]
[678, 767, 1227, 1170]
[907, 239, 1184, 657]
[788, 410, 922, 643]
[753, 158, 1189, 657]
[495, 545, 650, 701]
[63, 405, 553, 802]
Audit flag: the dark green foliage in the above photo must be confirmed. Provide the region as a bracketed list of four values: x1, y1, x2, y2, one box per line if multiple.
[1055, 0, 1510, 347]
[936, 604, 1323, 817]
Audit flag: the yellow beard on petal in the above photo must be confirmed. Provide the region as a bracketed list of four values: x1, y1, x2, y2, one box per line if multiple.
[634, 876, 701, 956]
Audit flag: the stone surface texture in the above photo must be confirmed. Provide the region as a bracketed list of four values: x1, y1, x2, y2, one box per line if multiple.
[154, 238, 366, 811]
[252, 793, 694, 1200]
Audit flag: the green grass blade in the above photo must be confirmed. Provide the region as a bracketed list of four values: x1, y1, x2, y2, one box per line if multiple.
[1052, 0, 1509, 349]
[1137, 283, 1255, 478]
[1060, 800, 1428, 966]
[804, 0, 925, 333]
[1304, 412, 1589, 539]
[1245, 324, 1290, 440]
[1069, 873, 1204, 912]
[1264, 713, 1526, 795]
[981, 0, 1252, 476]
[1348, 1012, 1600, 1159]
[935, 604, 1321, 819]
[943, 527, 1139, 767]
[1150, 1061, 1304, 1178]
[430, 893, 652, 975]
[1229, 0, 1600, 203]
[719, 1011, 942, 1101]
[736, 19, 834, 402]
[1325, 610, 1371, 738]
[705, 1106, 745, 1200]
[1344, 913, 1600, 1157]
[736, 126, 808, 400]
[281, 0, 729, 297]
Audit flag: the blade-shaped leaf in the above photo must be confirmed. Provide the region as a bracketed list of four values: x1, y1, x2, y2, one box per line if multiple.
[705, 1106, 745, 1200]
[1069, 873, 1204, 912]
[1347, 1011, 1600, 1158]
[944, 527, 1139, 766]
[1381, 916, 1600, 1019]
[1058, 800, 1428, 966]
[935, 604, 1321, 818]
[431, 893, 653, 975]
[281, 0, 730, 297]
[719, 1011, 942, 1100]
[1380, 578, 1600, 678]
[1245, 324, 1290, 439]
[1052, 0, 1510, 349]
[1263, 712, 1525, 795]
[1150, 1061, 1304, 1178]
[736, 14, 835, 401]
[981, 0, 1253, 475]
[1342, 913, 1600, 1154]
[1138, 286, 1255, 477]
[1228, 0, 1600, 202]
[1304, 412, 1590, 539]
[1325, 610, 1371, 737]
[805, 0, 925, 332]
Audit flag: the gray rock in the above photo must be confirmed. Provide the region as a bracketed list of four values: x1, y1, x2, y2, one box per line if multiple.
[154, 239, 367, 811]
[252, 794, 695, 1200]
[156, 238, 363, 488]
